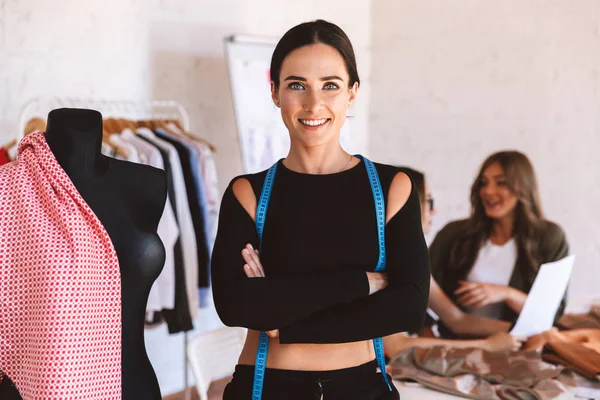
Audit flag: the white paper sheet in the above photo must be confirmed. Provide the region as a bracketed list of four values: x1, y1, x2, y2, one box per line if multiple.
[510, 255, 576, 337]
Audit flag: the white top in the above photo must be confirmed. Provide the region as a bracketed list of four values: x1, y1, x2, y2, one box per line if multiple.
[467, 238, 517, 319]
[119, 129, 180, 312]
[107, 134, 143, 164]
[136, 128, 200, 318]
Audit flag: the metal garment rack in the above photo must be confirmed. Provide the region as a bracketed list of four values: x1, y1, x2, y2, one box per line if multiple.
[18, 97, 193, 400]
[19, 97, 190, 140]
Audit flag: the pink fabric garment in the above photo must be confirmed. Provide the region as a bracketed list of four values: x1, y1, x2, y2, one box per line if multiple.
[0, 132, 121, 399]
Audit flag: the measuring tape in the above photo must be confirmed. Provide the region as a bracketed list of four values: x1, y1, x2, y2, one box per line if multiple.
[252, 155, 392, 399]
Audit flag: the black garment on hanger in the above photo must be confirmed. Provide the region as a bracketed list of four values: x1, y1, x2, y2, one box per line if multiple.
[154, 129, 210, 289]
[140, 137, 193, 333]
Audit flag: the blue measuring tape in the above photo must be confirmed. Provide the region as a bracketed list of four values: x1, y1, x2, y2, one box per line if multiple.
[252, 155, 391, 399]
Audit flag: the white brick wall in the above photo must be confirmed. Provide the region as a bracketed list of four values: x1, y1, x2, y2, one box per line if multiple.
[370, 1, 600, 302]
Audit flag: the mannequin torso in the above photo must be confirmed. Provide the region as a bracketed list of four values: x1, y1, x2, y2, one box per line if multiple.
[0, 108, 167, 399]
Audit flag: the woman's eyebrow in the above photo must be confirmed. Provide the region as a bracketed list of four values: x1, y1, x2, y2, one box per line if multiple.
[283, 75, 345, 81]
[284, 75, 306, 81]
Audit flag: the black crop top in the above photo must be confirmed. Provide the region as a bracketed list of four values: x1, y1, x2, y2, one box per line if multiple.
[211, 159, 430, 344]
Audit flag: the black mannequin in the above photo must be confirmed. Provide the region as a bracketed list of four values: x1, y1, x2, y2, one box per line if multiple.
[0, 108, 167, 399]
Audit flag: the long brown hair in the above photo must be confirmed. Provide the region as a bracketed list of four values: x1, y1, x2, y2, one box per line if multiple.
[447, 151, 545, 287]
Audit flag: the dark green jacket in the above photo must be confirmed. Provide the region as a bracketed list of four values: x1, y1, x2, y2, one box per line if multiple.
[429, 219, 569, 323]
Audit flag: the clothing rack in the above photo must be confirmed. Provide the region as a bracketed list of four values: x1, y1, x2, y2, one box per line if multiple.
[18, 97, 193, 400]
[18, 97, 190, 139]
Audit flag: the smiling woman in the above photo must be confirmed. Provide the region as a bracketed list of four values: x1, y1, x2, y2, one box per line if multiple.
[429, 151, 570, 330]
[211, 20, 430, 400]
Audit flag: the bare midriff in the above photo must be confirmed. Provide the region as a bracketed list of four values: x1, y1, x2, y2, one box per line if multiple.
[237, 329, 375, 371]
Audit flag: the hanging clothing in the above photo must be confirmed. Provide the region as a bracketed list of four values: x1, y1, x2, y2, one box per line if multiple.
[154, 128, 211, 289]
[136, 127, 198, 326]
[166, 122, 220, 251]
[0, 132, 121, 399]
[101, 142, 116, 158]
[119, 129, 180, 312]
[108, 134, 144, 164]
[145, 141, 191, 330]
[164, 123, 219, 307]
[137, 133, 191, 333]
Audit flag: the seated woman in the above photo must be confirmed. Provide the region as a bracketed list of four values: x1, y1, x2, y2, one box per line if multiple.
[429, 151, 569, 326]
[384, 167, 524, 358]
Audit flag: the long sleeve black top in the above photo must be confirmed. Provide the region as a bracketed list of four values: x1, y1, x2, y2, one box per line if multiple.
[211, 160, 430, 344]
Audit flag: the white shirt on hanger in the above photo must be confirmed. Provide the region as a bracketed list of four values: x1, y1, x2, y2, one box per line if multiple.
[467, 238, 517, 319]
[136, 127, 200, 319]
[119, 129, 179, 312]
[107, 134, 143, 164]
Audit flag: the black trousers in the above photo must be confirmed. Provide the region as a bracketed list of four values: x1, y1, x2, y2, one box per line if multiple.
[223, 360, 400, 400]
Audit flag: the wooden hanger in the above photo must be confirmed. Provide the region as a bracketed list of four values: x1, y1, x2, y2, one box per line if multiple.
[136, 120, 155, 130]
[103, 118, 120, 135]
[24, 117, 47, 136]
[102, 125, 129, 159]
[162, 120, 216, 152]
[121, 119, 138, 131]
[2, 139, 17, 150]
[169, 120, 184, 132]
[184, 131, 216, 152]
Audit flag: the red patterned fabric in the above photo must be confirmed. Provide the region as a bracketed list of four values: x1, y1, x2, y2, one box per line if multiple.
[0, 147, 10, 166]
[0, 132, 121, 399]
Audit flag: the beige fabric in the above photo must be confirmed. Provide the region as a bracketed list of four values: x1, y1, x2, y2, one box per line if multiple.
[558, 306, 600, 330]
[389, 347, 592, 400]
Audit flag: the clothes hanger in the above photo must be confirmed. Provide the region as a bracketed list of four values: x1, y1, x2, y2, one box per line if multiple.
[162, 119, 216, 152]
[103, 118, 121, 135]
[102, 124, 129, 159]
[24, 117, 47, 136]
[121, 119, 138, 131]
[136, 120, 155, 130]
[171, 123, 217, 153]
[2, 139, 17, 150]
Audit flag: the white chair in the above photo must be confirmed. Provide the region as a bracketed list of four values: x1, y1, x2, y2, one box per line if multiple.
[187, 326, 247, 400]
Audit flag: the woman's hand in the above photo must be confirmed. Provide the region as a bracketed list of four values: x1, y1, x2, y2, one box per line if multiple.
[483, 332, 526, 352]
[241, 243, 264, 278]
[241, 243, 278, 337]
[454, 281, 509, 311]
[366, 272, 388, 295]
[522, 328, 563, 352]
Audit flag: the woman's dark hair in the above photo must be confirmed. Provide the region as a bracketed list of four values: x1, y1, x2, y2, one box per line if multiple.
[447, 151, 545, 287]
[270, 20, 360, 89]
[397, 166, 426, 210]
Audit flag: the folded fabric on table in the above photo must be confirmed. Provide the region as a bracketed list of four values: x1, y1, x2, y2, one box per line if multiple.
[558, 305, 600, 330]
[389, 346, 580, 400]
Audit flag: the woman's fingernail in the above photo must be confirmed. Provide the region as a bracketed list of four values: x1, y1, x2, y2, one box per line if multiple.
[243, 249, 250, 255]
[248, 244, 254, 250]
